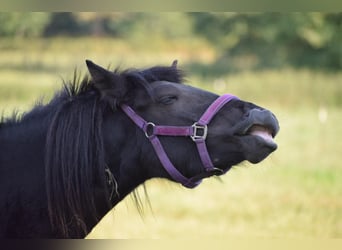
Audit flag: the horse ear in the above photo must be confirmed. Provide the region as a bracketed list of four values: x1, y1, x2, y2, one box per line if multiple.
[171, 60, 178, 69]
[86, 60, 128, 104]
[86, 59, 110, 83]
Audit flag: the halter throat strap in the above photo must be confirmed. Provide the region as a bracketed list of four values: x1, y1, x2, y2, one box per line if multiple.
[120, 94, 238, 188]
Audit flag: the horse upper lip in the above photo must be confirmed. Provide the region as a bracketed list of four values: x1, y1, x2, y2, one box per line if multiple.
[234, 109, 280, 138]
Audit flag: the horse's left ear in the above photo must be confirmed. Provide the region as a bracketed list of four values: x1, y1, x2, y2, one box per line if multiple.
[171, 60, 178, 69]
[86, 60, 128, 105]
[86, 59, 110, 83]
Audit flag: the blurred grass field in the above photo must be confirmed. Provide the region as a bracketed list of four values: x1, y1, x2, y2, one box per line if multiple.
[0, 37, 341, 238]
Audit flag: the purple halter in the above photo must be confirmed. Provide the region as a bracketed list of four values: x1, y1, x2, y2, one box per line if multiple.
[120, 94, 238, 188]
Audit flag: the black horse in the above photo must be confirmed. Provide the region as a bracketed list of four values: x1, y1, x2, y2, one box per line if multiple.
[0, 60, 279, 238]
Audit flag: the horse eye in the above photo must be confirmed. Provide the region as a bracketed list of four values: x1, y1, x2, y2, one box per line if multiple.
[158, 95, 178, 105]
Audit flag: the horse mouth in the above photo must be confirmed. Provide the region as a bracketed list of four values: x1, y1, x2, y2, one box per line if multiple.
[237, 108, 279, 148]
[246, 124, 277, 148]
[235, 108, 279, 164]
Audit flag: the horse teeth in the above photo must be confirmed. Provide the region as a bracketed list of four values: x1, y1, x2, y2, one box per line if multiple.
[248, 125, 274, 143]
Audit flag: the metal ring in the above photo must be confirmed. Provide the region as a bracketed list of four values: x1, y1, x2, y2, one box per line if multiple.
[144, 122, 156, 138]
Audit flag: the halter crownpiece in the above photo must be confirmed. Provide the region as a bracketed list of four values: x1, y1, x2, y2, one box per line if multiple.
[120, 94, 238, 188]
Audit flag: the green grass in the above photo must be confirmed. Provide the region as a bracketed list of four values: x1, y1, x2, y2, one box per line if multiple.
[0, 37, 341, 238]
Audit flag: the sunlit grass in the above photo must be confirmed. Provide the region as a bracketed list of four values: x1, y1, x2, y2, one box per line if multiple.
[0, 37, 341, 238]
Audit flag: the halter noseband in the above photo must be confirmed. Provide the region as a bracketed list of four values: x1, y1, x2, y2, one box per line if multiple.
[120, 94, 238, 188]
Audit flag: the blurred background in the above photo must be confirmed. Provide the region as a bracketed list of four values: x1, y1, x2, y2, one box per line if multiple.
[0, 12, 341, 238]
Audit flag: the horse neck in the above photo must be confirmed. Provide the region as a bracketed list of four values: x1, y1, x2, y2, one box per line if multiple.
[102, 112, 150, 206]
[0, 105, 151, 238]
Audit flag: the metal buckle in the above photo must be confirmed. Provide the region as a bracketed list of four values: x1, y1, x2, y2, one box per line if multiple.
[210, 167, 224, 176]
[144, 122, 156, 138]
[191, 123, 208, 142]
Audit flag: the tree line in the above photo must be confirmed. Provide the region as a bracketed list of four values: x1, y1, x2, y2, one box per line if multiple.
[0, 12, 341, 70]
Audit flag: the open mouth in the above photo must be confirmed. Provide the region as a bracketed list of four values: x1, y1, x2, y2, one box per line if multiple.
[246, 124, 276, 147]
[231, 108, 279, 164]
[233, 108, 279, 152]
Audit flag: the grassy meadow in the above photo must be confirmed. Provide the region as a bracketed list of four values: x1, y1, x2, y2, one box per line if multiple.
[0, 37, 341, 238]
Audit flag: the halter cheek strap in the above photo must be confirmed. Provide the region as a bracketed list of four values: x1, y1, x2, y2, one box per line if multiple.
[120, 94, 238, 188]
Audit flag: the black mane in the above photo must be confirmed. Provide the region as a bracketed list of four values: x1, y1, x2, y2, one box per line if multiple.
[31, 65, 183, 237]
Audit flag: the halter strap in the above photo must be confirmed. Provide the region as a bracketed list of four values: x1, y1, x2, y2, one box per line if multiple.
[120, 94, 238, 188]
[195, 94, 238, 172]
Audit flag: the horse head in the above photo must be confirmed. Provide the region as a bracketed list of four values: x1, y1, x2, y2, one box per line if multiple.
[86, 60, 279, 189]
